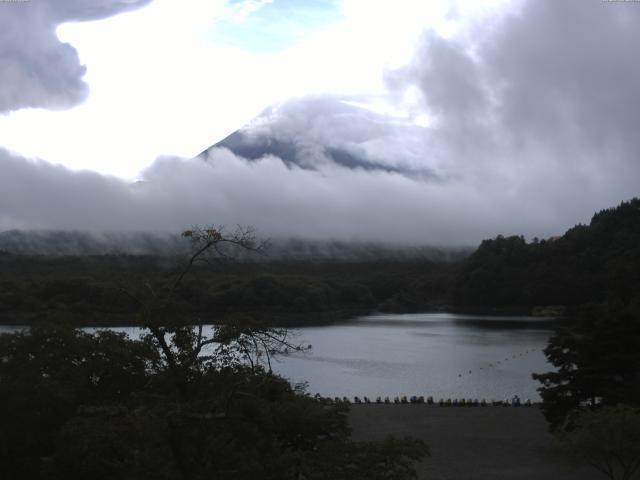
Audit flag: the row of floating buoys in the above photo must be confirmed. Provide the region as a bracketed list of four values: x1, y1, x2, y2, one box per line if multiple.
[458, 348, 540, 378]
[315, 394, 535, 407]
[438, 397, 533, 407]
[327, 395, 432, 405]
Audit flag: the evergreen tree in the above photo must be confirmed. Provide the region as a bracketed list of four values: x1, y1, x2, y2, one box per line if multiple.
[533, 303, 640, 430]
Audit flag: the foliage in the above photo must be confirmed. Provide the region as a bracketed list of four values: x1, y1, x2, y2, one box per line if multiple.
[522, 200, 640, 447]
[533, 303, 640, 430]
[455, 198, 640, 310]
[0, 225, 428, 479]
[0, 321, 158, 479]
[0, 321, 427, 480]
[0, 255, 455, 327]
[556, 406, 640, 480]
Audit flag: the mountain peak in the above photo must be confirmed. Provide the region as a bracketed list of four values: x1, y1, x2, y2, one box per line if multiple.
[198, 96, 436, 178]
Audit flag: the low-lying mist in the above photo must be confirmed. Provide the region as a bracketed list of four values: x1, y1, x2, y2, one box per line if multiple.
[0, 229, 471, 261]
[0, 147, 605, 247]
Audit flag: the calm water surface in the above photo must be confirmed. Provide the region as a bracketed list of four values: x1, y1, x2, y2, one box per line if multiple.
[0, 313, 555, 400]
[273, 313, 554, 401]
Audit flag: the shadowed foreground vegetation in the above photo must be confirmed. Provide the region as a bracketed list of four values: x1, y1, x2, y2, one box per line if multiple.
[0, 321, 427, 480]
[0, 227, 428, 480]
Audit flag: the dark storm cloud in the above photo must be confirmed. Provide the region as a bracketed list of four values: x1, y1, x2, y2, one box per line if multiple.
[0, 0, 152, 113]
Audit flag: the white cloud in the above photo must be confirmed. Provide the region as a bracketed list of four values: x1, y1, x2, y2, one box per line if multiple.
[0, 146, 573, 245]
[3, 0, 638, 247]
[0, 0, 514, 179]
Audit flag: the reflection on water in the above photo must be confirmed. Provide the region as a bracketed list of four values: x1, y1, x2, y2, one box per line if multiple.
[272, 313, 555, 400]
[0, 313, 556, 400]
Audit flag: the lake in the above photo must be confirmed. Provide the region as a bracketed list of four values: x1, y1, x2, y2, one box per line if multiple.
[0, 313, 556, 401]
[273, 313, 555, 401]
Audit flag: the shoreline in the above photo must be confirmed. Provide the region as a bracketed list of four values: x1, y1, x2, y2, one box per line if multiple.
[0, 308, 564, 328]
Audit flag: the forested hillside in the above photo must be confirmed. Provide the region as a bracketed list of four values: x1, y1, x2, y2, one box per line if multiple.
[454, 198, 640, 310]
[0, 256, 455, 326]
[2, 199, 639, 326]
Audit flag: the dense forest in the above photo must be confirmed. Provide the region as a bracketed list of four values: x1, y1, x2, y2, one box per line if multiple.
[454, 198, 640, 312]
[1, 198, 640, 326]
[0, 255, 456, 326]
[0, 231, 466, 327]
[517, 200, 640, 443]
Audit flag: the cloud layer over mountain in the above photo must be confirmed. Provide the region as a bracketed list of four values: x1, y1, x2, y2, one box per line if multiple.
[0, 141, 615, 246]
[201, 96, 438, 177]
[1, 147, 507, 245]
[2, 0, 639, 246]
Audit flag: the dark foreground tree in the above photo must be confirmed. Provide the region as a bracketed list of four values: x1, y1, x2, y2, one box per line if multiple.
[557, 406, 640, 480]
[533, 303, 640, 431]
[0, 226, 428, 480]
[0, 322, 158, 479]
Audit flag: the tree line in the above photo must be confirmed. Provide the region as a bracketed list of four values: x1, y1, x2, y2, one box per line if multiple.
[0, 254, 456, 327]
[454, 198, 640, 310]
[0, 227, 428, 480]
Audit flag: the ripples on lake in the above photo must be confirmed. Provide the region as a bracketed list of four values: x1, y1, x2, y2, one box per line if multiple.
[0, 313, 555, 401]
[273, 313, 555, 401]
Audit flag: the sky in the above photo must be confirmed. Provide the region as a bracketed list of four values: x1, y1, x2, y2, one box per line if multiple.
[1, 0, 639, 245]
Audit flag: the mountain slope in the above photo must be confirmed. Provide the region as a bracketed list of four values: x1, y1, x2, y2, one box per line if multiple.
[198, 96, 436, 178]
